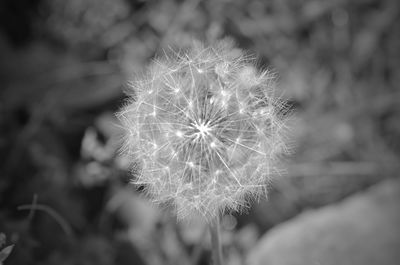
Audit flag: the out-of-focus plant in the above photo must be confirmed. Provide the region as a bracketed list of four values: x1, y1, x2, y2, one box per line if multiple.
[43, 0, 130, 46]
[0, 233, 14, 265]
[118, 40, 290, 264]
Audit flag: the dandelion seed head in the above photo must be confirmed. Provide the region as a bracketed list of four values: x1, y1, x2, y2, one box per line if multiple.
[118, 40, 290, 221]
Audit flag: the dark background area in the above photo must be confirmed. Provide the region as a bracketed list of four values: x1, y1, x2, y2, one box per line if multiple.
[0, 0, 399, 265]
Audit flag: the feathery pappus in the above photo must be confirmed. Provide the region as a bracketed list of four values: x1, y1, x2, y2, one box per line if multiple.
[118, 40, 290, 221]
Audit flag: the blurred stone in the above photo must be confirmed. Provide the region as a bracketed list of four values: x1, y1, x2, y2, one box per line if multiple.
[247, 178, 400, 265]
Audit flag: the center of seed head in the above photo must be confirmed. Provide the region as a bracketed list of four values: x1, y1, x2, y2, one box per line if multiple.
[193, 120, 211, 138]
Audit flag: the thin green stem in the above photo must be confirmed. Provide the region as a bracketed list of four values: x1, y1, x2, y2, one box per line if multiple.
[209, 215, 224, 265]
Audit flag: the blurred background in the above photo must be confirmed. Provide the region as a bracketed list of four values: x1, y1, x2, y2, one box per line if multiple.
[0, 0, 399, 264]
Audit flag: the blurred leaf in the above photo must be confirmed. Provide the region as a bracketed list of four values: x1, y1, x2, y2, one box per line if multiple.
[0, 244, 14, 263]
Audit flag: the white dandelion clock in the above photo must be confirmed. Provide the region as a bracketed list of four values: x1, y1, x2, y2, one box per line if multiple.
[118, 40, 290, 221]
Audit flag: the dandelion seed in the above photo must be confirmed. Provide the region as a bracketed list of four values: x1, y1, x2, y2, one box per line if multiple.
[118, 40, 290, 221]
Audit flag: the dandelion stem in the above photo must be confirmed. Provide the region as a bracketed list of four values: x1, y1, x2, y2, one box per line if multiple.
[209, 215, 224, 265]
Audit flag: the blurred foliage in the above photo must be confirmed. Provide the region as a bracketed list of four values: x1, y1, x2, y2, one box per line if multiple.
[0, 0, 399, 264]
[0, 233, 14, 265]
